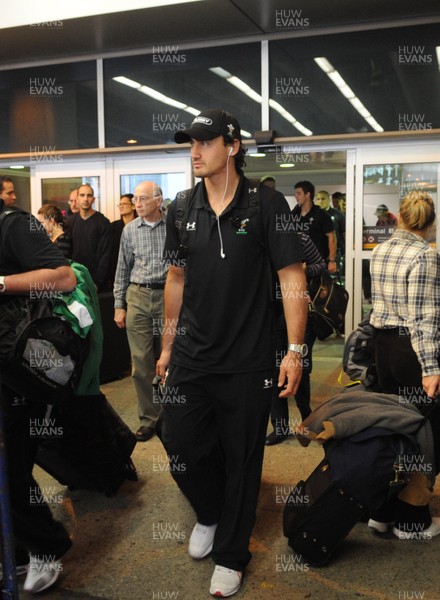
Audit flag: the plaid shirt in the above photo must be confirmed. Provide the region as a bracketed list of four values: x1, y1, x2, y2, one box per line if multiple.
[113, 216, 167, 309]
[370, 228, 440, 376]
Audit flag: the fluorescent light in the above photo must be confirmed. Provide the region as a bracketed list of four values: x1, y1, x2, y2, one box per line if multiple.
[436, 46, 440, 70]
[314, 57, 333, 73]
[279, 163, 295, 168]
[209, 67, 231, 79]
[1, 0, 206, 29]
[349, 97, 370, 118]
[185, 106, 200, 116]
[210, 67, 313, 136]
[269, 99, 312, 136]
[9, 165, 25, 169]
[314, 56, 384, 133]
[138, 85, 187, 109]
[113, 76, 252, 139]
[327, 70, 346, 89]
[339, 85, 355, 100]
[113, 76, 141, 89]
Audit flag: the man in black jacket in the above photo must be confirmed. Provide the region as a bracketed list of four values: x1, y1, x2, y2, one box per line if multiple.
[0, 188, 76, 593]
[68, 184, 113, 291]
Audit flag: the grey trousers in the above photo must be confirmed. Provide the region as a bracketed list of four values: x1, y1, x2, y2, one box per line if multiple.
[126, 284, 163, 427]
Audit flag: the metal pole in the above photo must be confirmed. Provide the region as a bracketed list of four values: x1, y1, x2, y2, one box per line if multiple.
[0, 395, 19, 600]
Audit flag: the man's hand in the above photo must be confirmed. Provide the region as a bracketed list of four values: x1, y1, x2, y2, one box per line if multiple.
[422, 374, 440, 400]
[327, 261, 337, 274]
[278, 351, 303, 398]
[114, 308, 127, 329]
[156, 348, 172, 381]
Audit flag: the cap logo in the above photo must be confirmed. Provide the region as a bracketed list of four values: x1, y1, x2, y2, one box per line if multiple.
[227, 123, 235, 138]
[193, 117, 213, 126]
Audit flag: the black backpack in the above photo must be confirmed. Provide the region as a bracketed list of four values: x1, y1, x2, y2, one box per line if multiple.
[308, 271, 349, 340]
[0, 209, 85, 403]
[342, 316, 377, 388]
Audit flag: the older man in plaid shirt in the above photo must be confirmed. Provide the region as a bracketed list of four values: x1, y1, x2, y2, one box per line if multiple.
[114, 181, 167, 442]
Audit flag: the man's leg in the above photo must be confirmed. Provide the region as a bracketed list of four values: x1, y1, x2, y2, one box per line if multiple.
[2, 391, 72, 559]
[126, 285, 162, 430]
[209, 370, 272, 571]
[161, 367, 224, 525]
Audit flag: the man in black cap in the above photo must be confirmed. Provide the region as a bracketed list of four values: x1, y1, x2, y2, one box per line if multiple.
[157, 109, 307, 597]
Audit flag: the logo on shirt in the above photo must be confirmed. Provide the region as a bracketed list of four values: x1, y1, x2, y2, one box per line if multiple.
[236, 218, 249, 235]
[249, 187, 258, 194]
[186, 222, 196, 231]
[263, 378, 274, 389]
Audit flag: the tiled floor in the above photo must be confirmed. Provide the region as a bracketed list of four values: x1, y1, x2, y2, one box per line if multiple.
[18, 336, 440, 599]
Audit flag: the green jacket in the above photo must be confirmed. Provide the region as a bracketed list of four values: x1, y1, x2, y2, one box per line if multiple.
[52, 261, 103, 395]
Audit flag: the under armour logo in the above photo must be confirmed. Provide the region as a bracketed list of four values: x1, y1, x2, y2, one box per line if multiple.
[186, 222, 196, 230]
[249, 187, 257, 194]
[263, 378, 274, 389]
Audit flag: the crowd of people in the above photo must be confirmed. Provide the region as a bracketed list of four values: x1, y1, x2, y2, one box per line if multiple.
[0, 106, 439, 598]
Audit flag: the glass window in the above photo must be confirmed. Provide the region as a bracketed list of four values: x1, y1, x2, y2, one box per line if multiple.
[362, 162, 438, 250]
[104, 43, 261, 147]
[269, 23, 439, 137]
[120, 172, 186, 212]
[0, 62, 98, 153]
[42, 176, 101, 214]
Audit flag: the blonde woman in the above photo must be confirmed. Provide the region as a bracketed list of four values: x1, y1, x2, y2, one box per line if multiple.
[369, 190, 440, 539]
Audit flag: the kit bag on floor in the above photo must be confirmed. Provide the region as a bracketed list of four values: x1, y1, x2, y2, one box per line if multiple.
[283, 459, 367, 567]
[36, 393, 138, 496]
[283, 427, 420, 566]
[308, 271, 349, 340]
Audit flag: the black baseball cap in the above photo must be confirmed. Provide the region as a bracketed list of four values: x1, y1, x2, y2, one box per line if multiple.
[174, 109, 242, 144]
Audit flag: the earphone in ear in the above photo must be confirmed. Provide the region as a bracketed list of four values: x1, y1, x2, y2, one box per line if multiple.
[228, 147, 233, 156]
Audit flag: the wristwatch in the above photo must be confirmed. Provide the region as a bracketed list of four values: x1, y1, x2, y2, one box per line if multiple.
[287, 343, 307, 357]
[0, 276, 6, 293]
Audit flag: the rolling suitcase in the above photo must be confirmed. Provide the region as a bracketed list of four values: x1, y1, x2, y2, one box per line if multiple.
[283, 459, 367, 566]
[36, 394, 138, 496]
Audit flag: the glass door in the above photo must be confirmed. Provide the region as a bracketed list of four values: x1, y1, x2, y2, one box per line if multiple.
[352, 141, 440, 328]
[112, 154, 192, 222]
[31, 158, 107, 217]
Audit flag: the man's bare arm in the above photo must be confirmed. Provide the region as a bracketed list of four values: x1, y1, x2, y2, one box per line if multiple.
[156, 266, 185, 379]
[277, 263, 308, 397]
[2, 266, 76, 294]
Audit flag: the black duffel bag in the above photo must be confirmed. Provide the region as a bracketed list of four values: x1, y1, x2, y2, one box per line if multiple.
[0, 296, 85, 403]
[308, 271, 349, 340]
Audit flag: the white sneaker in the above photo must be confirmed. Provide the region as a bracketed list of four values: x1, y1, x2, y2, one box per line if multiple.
[188, 522, 218, 559]
[393, 517, 440, 540]
[23, 554, 62, 593]
[368, 518, 393, 533]
[210, 565, 242, 597]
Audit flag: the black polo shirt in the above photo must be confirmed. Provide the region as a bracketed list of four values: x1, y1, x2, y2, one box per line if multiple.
[291, 203, 334, 260]
[164, 176, 303, 373]
[0, 206, 68, 304]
